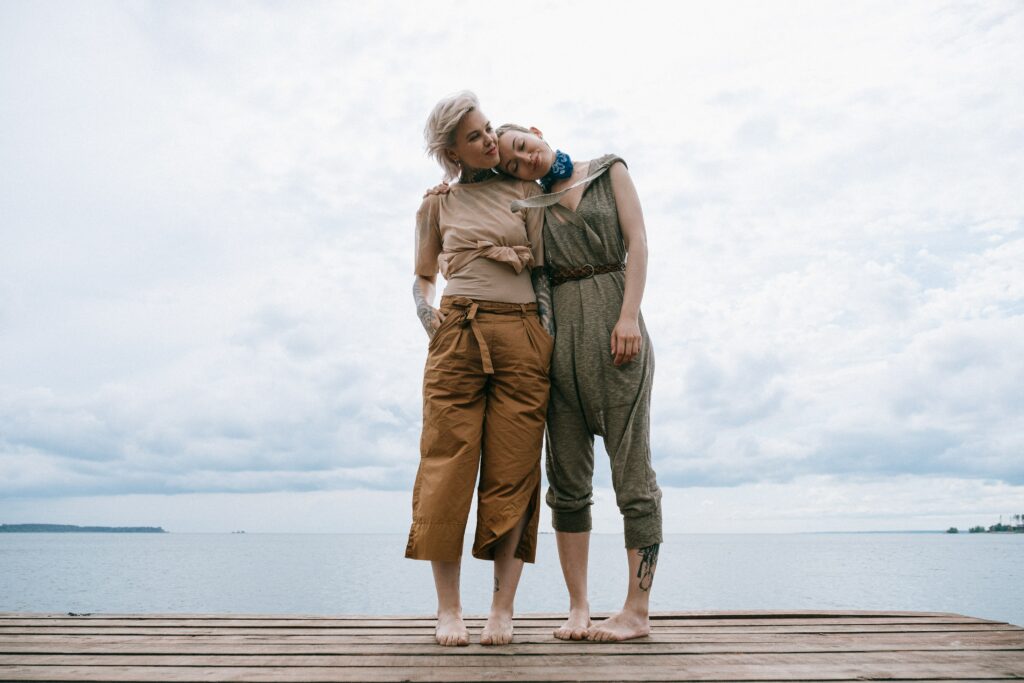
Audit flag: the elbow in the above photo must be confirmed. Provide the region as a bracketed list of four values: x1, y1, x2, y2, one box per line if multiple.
[627, 234, 649, 261]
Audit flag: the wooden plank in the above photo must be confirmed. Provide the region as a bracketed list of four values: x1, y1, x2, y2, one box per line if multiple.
[0, 610, 970, 619]
[0, 616, 1001, 628]
[2, 651, 1024, 682]
[0, 626, 1011, 643]
[3, 626, 1019, 641]
[2, 630, 1021, 647]
[1, 631, 1021, 655]
[3, 651, 1024, 668]
[0, 610, 1005, 626]
[2, 611, 1020, 682]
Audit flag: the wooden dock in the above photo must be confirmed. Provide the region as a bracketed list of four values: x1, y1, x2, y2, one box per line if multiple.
[1, 611, 1022, 681]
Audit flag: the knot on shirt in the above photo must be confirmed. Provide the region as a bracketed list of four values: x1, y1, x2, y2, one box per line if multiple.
[438, 241, 535, 279]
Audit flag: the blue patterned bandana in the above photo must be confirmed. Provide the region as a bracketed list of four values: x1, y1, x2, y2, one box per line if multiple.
[539, 150, 573, 192]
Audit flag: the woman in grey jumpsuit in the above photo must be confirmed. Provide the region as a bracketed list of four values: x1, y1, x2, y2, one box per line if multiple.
[497, 125, 663, 643]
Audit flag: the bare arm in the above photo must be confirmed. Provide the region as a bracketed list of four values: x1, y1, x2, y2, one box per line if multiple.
[531, 267, 554, 335]
[609, 161, 648, 366]
[413, 275, 445, 337]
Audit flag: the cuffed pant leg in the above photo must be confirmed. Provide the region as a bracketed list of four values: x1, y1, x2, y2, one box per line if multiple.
[406, 320, 487, 562]
[604, 400, 663, 549]
[545, 399, 596, 534]
[473, 315, 551, 563]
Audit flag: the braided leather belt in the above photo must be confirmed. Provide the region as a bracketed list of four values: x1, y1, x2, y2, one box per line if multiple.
[548, 261, 625, 287]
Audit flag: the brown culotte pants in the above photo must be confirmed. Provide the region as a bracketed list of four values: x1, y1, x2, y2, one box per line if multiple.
[405, 295, 553, 563]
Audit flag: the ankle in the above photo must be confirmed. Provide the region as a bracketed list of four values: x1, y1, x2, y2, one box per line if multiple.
[620, 603, 649, 619]
[437, 605, 463, 619]
[488, 603, 514, 618]
[568, 600, 590, 613]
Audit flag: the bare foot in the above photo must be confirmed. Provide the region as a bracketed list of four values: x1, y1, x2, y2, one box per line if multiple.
[588, 609, 651, 642]
[553, 606, 591, 640]
[435, 610, 469, 647]
[480, 609, 514, 646]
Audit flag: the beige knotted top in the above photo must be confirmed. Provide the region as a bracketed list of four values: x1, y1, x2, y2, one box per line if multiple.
[415, 175, 544, 304]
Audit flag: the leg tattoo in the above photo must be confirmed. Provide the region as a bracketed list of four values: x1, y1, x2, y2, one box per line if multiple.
[494, 576, 500, 593]
[636, 544, 659, 592]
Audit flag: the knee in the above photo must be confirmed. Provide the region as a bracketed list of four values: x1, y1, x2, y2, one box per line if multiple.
[613, 478, 662, 519]
[545, 486, 593, 514]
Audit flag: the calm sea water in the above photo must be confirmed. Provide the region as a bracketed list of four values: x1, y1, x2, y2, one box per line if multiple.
[1, 533, 1021, 626]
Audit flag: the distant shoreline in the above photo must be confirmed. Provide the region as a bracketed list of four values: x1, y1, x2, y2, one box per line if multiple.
[0, 524, 166, 533]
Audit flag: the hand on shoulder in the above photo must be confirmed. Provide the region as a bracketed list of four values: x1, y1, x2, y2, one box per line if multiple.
[422, 181, 451, 198]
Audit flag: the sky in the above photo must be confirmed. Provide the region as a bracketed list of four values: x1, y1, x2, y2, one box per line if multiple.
[1, 0, 1022, 533]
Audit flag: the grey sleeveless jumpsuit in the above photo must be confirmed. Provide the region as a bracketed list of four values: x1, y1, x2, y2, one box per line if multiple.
[543, 154, 663, 549]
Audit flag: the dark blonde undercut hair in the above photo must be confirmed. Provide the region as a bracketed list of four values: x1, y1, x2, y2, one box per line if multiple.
[495, 123, 531, 138]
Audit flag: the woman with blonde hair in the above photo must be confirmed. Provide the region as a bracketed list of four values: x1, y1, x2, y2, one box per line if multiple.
[406, 92, 552, 646]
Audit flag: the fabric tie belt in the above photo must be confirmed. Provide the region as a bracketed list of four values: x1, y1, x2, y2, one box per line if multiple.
[441, 296, 538, 375]
[547, 261, 626, 287]
[437, 242, 534, 279]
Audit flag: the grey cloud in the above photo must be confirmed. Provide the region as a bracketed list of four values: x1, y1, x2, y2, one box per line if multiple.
[649, 428, 973, 489]
[735, 116, 779, 149]
[709, 89, 764, 107]
[677, 351, 787, 426]
[3, 1, 1023, 508]
[810, 429, 961, 478]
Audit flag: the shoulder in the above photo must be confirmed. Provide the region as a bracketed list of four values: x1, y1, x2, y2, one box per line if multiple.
[473, 176, 541, 199]
[593, 154, 631, 190]
[595, 153, 628, 173]
[486, 175, 535, 197]
[608, 159, 630, 183]
[416, 193, 442, 223]
[515, 178, 543, 198]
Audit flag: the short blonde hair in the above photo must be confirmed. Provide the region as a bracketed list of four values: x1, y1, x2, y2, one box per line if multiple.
[424, 90, 480, 182]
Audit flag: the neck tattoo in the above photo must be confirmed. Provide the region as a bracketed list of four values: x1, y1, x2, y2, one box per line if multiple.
[460, 167, 495, 184]
[540, 149, 573, 192]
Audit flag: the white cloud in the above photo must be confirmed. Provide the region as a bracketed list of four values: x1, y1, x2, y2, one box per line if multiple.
[1, 1, 1022, 529]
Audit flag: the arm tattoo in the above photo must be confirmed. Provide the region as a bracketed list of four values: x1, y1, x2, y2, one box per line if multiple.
[412, 278, 434, 338]
[531, 268, 554, 335]
[636, 543, 659, 592]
